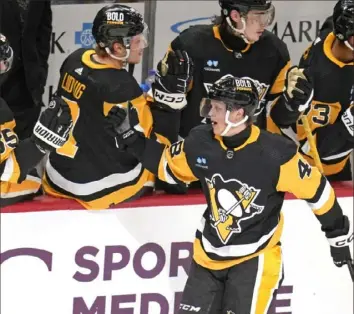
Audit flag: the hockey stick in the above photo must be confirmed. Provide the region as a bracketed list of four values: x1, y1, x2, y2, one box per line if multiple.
[301, 115, 324, 174]
[160, 51, 169, 76]
[347, 259, 354, 282]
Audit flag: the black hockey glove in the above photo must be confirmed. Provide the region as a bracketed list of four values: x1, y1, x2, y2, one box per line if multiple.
[325, 216, 353, 267]
[152, 50, 194, 111]
[104, 104, 145, 157]
[31, 96, 72, 153]
[341, 105, 354, 140]
[282, 66, 314, 113]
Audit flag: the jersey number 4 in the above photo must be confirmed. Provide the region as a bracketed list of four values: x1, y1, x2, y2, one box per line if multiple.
[298, 159, 312, 179]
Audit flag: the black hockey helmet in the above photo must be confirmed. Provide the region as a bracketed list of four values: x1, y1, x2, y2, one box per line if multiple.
[0, 33, 13, 75]
[92, 4, 148, 51]
[218, 0, 275, 42]
[219, 0, 272, 14]
[200, 74, 259, 119]
[333, 0, 354, 50]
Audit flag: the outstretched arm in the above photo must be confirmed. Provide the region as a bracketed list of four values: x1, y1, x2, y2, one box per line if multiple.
[105, 104, 198, 186]
[276, 152, 353, 268]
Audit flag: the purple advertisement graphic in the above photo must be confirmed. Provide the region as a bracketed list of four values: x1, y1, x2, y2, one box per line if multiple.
[1, 242, 293, 314]
[1, 248, 53, 271]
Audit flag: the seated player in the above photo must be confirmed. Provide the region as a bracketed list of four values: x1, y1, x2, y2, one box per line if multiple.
[0, 33, 72, 207]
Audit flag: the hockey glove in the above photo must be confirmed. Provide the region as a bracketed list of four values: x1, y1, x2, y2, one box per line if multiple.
[341, 105, 354, 139]
[325, 216, 353, 267]
[152, 50, 194, 111]
[31, 96, 72, 153]
[282, 66, 314, 112]
[105, 104, 145, 157]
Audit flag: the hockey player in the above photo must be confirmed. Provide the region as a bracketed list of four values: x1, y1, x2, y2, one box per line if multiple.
[0, 34, 72, 207]
[269, 0, 354, 181]
[108, 75, 353, 313]
[42, 4, 193, 209]
[154, 0, 313, 137]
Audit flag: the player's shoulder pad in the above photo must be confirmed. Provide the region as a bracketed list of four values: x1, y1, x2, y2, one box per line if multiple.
[0, 97, 14, 125]
[257, 130, 298, 165]
[299, 29, 330, 67]
[99, 70, 143, 104]
[184, 124, 213, 151]
[170, 25, 214, 57]
[60, 48, 87, 73]
[258, 30, 290, 62]
[65, 48, 87, 65]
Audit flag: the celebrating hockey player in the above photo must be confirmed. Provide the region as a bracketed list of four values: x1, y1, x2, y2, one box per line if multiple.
[269, 0, 354, 181]
[0, 34, 72, 207]
[108, 75, 353, 313]
[155, 0, 313, 137]
[43, 4, 193, 209]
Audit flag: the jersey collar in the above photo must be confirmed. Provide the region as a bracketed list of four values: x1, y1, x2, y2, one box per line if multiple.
[213, 25, 251, 54]
[82, 50, 118, 69]
[214, 125, 260, 151]
[323, 32, 354, 68]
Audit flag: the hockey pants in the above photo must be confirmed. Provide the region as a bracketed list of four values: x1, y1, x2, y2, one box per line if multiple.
[178, 245, 283, 314]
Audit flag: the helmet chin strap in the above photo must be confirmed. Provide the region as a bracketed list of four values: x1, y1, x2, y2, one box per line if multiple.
[226, 16, 251, 44]
[220, 110, 249, 136]
[344, 40, 354, 51]
[105, 47, 131, 62]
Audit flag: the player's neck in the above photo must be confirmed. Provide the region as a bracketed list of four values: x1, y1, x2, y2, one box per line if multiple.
[92, 54, 124, 69]
[223, 122, 248, 137]
[223, 124, 251, 148]
[219, 23, 248, 52]
[332, 39, 354, 63]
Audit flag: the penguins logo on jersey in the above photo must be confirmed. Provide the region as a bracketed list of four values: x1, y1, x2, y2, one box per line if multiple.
[206, 174, 265, 244]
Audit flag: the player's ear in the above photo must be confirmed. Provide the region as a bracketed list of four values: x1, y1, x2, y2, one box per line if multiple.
[229, 108, 244, 123]
[230, 10, 241, 24]
[237, 108, 248, 123]
[112, 41, 125, 56]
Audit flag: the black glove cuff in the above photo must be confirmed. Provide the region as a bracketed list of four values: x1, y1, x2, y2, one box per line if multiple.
[270, 95, 301, 127]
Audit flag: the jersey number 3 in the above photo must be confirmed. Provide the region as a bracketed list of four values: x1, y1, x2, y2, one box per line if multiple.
[298, 159, 312, 179]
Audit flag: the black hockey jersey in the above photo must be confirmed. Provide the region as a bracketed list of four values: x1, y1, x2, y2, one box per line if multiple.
[43, 48, 175, 209]
[165, 24, 291, 137]
[268, 31, 354, 178]
[0, 98, 42, 207]
[142, 124, 342, 270]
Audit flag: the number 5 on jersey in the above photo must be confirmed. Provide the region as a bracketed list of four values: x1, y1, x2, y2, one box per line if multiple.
[57, 97, 80, 158]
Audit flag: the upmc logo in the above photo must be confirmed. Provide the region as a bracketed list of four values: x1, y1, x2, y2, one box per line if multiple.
[75, 22, 95, 48]
[50, 22, 95, 54]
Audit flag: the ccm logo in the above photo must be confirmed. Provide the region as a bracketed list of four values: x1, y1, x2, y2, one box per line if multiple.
[179, 303, 201, 312]
[336, 232, 354, 247]
[122, 130, 134, 139]
[154, 90, 185, 103]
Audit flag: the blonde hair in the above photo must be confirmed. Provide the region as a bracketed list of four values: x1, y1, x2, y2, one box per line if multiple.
[94, 45, 109, 58]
